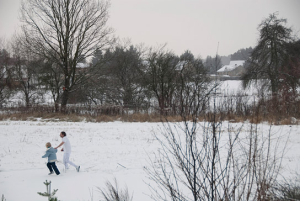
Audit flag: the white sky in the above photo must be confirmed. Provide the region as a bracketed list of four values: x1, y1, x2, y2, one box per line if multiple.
[0, 0, 299, 58]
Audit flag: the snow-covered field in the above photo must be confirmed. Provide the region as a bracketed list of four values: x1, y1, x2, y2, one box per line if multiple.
[0, 120, 300, 201]
[0, 121, 162, 201]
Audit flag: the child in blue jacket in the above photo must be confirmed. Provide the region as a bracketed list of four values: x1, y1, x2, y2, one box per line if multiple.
[42, 142, 60, 175]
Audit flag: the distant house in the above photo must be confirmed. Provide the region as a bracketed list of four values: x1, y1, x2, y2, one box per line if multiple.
[76, 62, 90, 74]
[76, 62, 89, 69]
[217, 60, 245, 76]
[175, 61, 188, 71]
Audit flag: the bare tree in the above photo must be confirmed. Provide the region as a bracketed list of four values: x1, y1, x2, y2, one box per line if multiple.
[11, 35, 40, 107]
[146, 105, 287, 201]
[174, 51, 211, 117]
[0, 38, 14, 107]
[145, 52, 287, 200]
[38, 57, 64, 111]
[144, 46, 179, 115]
[204, 55, 222, 74]
[21, 0, 114, 110]
[102, 41, 148, 110]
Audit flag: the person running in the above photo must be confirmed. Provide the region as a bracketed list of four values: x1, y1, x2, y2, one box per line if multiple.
[55, 131, 80, 172]
[42, 142, 60, 175]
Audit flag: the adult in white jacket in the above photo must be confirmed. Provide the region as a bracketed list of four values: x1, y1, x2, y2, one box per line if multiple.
[55, 131, 80, 172]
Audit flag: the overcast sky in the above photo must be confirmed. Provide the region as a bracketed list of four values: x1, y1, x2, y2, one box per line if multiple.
[0, 0, 299, 58]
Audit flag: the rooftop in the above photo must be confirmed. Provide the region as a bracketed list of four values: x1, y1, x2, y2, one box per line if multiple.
[217, 60, 245, 72]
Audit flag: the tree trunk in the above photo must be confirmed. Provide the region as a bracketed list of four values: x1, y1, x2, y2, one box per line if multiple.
[54, 102, 59, 112]
[25, 92, 30, 108]
[61, 90, 69, 113]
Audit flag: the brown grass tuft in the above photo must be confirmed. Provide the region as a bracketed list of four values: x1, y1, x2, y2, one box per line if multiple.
[95, 115, 116, 122]
[0, 105, 298, 125]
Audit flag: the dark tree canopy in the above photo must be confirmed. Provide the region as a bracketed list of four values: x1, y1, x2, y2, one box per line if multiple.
[242, 13, 294, 94]
[231, 47, 253, 61]
[204, 55, 222, 74]
[145, 48, 180, 114]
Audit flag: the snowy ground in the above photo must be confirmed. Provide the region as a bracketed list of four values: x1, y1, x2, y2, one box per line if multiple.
[1, 120, 300, 201]
[0, 121, 161, 201]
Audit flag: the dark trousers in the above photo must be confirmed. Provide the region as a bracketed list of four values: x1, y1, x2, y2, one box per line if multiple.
[47, 162, 60, 175]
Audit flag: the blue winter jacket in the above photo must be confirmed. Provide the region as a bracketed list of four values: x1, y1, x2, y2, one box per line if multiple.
[42, 147, 58, 162]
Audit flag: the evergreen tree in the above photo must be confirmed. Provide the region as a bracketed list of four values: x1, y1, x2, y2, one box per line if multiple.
[280, 40, 300, 94]
[230, 47, 253, 60]
[92, 48, 104, 66]
[37, 180, 58, 201]
[242, 13, 294, 95]
[180, 50, 194, 61]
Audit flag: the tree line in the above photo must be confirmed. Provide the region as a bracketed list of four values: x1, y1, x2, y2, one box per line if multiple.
[0, 35, 213, 115]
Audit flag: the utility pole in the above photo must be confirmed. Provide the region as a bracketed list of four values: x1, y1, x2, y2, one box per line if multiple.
[212, 42, 219, 201]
